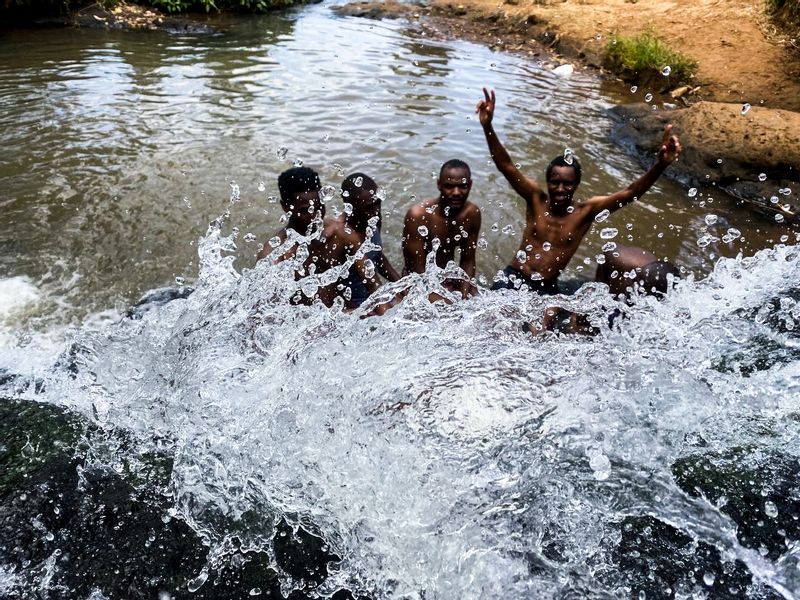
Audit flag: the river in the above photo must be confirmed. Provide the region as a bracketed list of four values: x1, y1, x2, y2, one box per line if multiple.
[1, 3, 799, 599]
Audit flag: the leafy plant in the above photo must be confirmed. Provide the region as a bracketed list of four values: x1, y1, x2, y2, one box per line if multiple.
[604, 31, 697, 86]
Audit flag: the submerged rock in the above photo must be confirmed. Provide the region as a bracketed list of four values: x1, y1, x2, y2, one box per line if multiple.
[610, 102, 800, 224]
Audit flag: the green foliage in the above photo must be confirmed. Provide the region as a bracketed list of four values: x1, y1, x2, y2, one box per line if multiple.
[146, 0, 296, 12]
[604, 31, 697, 86]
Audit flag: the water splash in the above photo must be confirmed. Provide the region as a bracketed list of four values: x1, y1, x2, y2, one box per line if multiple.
[5, 226, 800, 599]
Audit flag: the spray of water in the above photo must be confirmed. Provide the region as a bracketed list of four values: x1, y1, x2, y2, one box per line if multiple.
[4, 219, 800, 599]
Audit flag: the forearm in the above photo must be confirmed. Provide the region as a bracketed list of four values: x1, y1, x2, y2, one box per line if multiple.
[377, 252, 401, 282]
[482, 122, 514, 171]
[625, 161, 670, 204]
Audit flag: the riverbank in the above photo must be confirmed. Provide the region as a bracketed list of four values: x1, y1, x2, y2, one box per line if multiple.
[335, 0, 800, 221]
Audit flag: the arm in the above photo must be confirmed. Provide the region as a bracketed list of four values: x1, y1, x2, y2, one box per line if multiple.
[587, 124, 681, 216]
[402, 207, 428, 275]
[476, 87, 543, 203]
[375, 251, 401, 282]
[458, 206, 481, 297]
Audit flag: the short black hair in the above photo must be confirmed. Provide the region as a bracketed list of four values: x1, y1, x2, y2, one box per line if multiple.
[439, 159, 471, 180]
[341, 172, 377, 198]
[546, 155, 582, 185]
[277, 167, 321, 204]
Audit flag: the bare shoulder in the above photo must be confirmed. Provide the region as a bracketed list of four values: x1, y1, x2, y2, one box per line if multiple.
[405, 199, 434, 222]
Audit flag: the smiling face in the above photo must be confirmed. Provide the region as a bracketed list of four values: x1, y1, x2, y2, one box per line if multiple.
[546, 165, 579, 212]
[437, 166, 472, 213]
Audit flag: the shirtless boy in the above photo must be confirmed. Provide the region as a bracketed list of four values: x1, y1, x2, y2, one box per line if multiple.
[257, 166, 378, 306]
[401, 159, 482, 298]
[476, 87, 681, 293]
[336, 172, 401, 309]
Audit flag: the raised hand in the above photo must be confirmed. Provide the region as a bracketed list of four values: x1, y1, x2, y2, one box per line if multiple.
[657, 124, 681, 164]
[475, 87, 496, 127]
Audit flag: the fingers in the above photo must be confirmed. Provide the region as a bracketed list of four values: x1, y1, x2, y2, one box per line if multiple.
[483, 86, 491, 102]
[661, 123, 673, 145]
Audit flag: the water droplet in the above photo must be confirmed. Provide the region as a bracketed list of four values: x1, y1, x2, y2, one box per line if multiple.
[243, 233, 257, 243]
[343, 202, 353, 215]
[589, 453, 611, 480]
[354, 176, 363, 187]
[661, 66, 671, 76]
[502, 224, 514, 235]
[688, 188, 698, 198]
[566, 205, 575, 213]
[491, 222, 499, 232]
[704, 214, 718, 226]
[594, 209, 611, 223]
[775, 213, 785, 223]
[703, 572, 715, 586]
[563, 148, 574, 165]
[780, 234, 790, 243]
[187, 568, 209, 593]
[363, 259, 375, 279]
[257, 181, 266, 192]
[292, 158, 304, 167]
[175, 276, 186, 285]
[320, 185, 336, 203]
[758, 173, 767, 182]
[595, 254, 606, 264]
[268, 195, 277, 204]
[765, 501, 778, 518]
[269, 236, 281, 248]
[276, 147, 289, 160]
[770, 195, 780, 204]
[630, 85, 638, 93]
[477, 236, 488, 250]
[602, 241, 617, 252]
[516, 250, 527, 262]
[600, 227, 618, 240]
[417, 225, 429, 236]
[644, 92, 653, 103]
[250, 589, 262, 597]
[741, 103, 751, 115]
[779, 187, 792, 196]
[696, 234, 714, 248]
[542, 242, 552, 251]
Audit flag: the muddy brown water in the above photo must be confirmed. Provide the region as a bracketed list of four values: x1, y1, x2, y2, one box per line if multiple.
[0, 4, 790, 332]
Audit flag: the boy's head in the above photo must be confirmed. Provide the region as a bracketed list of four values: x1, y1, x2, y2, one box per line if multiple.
[342, 173, 380, 231]
[278, 167, 323, 233]
[545, 155, 581, 210]
[437, 159, 472, 213]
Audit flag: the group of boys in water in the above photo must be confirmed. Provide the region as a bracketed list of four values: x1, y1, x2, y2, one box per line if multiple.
[258, 88, 683, 331]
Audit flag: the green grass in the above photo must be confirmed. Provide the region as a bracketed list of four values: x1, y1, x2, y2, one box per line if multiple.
[604, 31, 698, 86]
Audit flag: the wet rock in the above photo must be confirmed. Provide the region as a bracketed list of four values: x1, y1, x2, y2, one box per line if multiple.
[127, 285, 194, 320]
[332, 1, 420, 20]
[610, 102, 800, 224]
[672, 447, 800, 563]
[0, 398, 344, 599]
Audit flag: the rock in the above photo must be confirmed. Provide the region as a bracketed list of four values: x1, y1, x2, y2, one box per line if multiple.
[331, 1, 419, 20]
[609, 102, 800, 224]
[0, 398, 348, 599]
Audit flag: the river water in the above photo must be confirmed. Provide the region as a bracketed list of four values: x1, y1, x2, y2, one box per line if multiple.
[1, 3, 800, 599]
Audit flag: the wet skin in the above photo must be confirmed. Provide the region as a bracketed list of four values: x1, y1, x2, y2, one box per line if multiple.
[401, 165, 482, 297]
[476, 86, 681, 286]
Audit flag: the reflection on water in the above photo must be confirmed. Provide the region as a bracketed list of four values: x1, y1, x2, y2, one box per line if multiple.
[0, 4, 792, 336]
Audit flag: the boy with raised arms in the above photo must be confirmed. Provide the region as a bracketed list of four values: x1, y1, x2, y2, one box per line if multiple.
[476, 87, 681, 293]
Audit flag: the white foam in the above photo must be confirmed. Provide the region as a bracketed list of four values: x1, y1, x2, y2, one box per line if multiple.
[0, 275, 40, 319]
